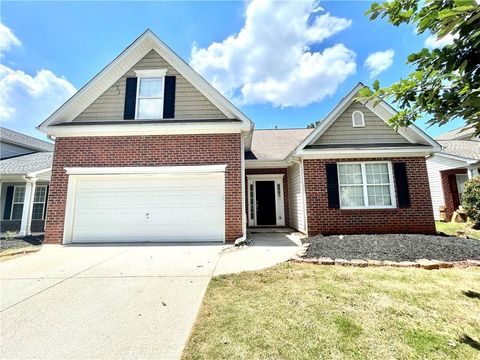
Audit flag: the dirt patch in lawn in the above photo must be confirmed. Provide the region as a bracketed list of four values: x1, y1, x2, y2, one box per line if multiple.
[305, 234, 480, 262]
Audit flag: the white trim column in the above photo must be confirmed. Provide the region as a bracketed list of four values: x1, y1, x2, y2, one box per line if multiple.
[19, 177, 36, 237]
[467, 166, 479, 179]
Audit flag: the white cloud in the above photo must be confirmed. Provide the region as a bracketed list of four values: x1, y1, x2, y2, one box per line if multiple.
[364, 50, 394, 78]
[190, 0, 356, 107]
[0, 23, 21, 57]
[0, 23, 76, 135]
[424, 33, 458, 49]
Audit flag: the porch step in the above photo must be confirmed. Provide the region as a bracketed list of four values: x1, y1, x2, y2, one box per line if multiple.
[248, 227, 295, 234]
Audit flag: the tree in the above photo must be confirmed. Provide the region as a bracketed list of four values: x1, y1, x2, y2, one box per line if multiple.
[356, 0, 480, 133]
[462, 177, 480, 228]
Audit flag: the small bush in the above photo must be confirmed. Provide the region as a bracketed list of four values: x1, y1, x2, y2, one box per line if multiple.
[5, 231, 18, 240]
[462, 176, 480, 228]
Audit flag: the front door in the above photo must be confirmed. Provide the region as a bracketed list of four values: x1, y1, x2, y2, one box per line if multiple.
[255, 181, 277, 226]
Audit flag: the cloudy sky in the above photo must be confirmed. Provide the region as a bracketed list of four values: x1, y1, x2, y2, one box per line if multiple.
[1, 0, 465, 140]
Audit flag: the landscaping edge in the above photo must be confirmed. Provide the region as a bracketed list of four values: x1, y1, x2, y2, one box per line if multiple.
[291, 243, 480, 270]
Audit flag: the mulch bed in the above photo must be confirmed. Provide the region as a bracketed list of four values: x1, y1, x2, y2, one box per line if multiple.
[305, 234, 480, 262]
[0, 235, 43, 252]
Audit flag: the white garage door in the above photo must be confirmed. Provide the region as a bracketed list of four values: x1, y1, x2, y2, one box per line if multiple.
[67, 174, 224, 243]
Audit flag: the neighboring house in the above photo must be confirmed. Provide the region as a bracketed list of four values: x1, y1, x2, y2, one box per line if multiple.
[38, 30, 440, 245]
[0, 127, 54, 235]
[427, 127, 480, 221]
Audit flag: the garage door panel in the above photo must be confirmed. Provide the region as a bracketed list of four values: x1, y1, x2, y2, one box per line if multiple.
[69, 174, 224, 243]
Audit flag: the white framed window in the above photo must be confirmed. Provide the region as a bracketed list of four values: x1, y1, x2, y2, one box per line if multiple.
[338, 162, 395, 209]
[134, 69, 167, 119]
[352, 110, 365, 127]
[10, 186, 25, 220]
[32, 185, 48, 220]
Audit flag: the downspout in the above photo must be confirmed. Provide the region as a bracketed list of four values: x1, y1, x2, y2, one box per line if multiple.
[235, 133, 247, 245]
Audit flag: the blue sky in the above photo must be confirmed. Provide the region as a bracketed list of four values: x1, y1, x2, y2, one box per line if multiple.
[1, 0, 466, 140]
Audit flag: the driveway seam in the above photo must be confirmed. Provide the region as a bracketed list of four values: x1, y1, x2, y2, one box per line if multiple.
[0, 248, 130, 313]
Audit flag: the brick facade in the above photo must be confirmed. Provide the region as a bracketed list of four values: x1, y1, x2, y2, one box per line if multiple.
[44, 134, 243, 244]
[440, 168, 468, 221]
[303, 157, 436, 235]
[245, 168, 289, 227]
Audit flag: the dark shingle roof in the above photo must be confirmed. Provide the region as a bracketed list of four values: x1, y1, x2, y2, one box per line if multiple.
[0, 152, 53, 175]
[0, 127, 54, 152]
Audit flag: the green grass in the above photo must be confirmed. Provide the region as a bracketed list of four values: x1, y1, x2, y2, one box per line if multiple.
[182, 263, 480, 360]
[436, 221, 480, 240]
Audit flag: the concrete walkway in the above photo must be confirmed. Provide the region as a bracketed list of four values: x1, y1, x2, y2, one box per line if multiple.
[0, 233, 300, 359]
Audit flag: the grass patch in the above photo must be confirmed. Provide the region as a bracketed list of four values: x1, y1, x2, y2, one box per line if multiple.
[436, 221, 480, 240]
[182, 264, 480, 360]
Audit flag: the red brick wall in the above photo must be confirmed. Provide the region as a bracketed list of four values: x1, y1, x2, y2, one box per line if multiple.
[245, 168, 289, 227]
[440, 168, 467, 221]
[44, 134, 243, 244]
[303, 157, 436, 235]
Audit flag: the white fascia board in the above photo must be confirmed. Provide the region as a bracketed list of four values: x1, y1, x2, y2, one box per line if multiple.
[65, 164, 227, 175]
[432, 152, 478, 164]
[26, 168, 52, 178]
[297, 146, 434, 159]
[43, 121, 249, 138]
[38, 30, 253, 133]
[245, 160, 289, 169]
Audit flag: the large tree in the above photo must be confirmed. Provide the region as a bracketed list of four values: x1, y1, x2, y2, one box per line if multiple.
[359, 0, 480, 133]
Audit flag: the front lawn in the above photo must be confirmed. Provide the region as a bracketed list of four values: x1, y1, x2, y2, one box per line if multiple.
[183, 263, 480, 359]
[436, 221, 480, 240]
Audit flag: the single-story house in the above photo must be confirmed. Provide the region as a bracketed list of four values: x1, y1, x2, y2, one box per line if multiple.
[37, 30, 440, 244]
[0, 127, 54, 236]
[426, 127, 480, 221]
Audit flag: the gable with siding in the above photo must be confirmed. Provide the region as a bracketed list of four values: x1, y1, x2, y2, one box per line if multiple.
[314, 102, 409, 145]
[74, 50, 226, 121]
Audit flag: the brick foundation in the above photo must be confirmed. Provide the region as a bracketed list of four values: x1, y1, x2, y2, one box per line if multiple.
[44, 134, 243, 244]
[303, 157, 436, 235]
[440, 168, 467, 221]
[245, 168, 289, 227]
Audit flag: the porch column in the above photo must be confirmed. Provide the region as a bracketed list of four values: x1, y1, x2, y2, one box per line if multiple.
[467, 166, 479, 179]
[18, 177, 36, 237]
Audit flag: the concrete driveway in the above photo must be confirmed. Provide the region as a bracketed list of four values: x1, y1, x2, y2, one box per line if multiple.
[0, 243, 224, 360]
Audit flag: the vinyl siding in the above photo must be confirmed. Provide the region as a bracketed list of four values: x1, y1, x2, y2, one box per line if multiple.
[0, 142, 34, 159]
[73, 50, 226, 121]
[314, 102, 410, 145]
[288, 162, 306, 232]
[426, 155, 467, 220]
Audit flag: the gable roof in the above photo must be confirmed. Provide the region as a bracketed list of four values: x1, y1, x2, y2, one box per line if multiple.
[38, 29, 252, 132]
[295, 83, 440, 153]
[0, 152, 53, 175]
[435, 126, 476, 140]
[246, 128, 314, 161]
[0, 127, 54, 152]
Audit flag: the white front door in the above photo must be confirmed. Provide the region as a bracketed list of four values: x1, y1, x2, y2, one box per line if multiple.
[65, 174, 224, 243]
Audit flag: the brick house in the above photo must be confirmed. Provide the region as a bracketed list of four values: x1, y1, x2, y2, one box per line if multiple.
[38, 30, 440, 244]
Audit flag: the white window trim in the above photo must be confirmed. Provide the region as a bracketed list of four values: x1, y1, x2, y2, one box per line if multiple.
[337, 161, 396, 209]
[352, 110, 365, 127]
[10, 185, 25, 220]
[32, 185, 48, 220]
[134, 69, 168, 120]
[246, 174, 285, 227]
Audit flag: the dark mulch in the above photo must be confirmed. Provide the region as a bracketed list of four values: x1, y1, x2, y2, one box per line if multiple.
[305, 234, 480, 262]
[0, 235, 43, 252]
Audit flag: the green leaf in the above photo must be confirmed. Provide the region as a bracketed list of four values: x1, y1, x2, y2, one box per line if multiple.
[373, 80, 380, 91]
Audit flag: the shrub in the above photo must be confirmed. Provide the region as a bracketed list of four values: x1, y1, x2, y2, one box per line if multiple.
[5, 231, 18, 240]
[462, 176, 480, 228]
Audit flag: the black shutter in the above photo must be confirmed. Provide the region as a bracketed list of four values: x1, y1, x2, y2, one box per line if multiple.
[43, 186, 50, 220]
[326, 163, 340, 209]
[123, 77, 137, 120]
[393, 162, 411, 208]
[163, 76, 176, 119]
[3, 186, 14, 220]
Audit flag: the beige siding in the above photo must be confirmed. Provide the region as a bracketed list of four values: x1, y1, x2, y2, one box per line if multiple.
[288, 162, 306, 232]
[314, 102, 409, 145]
[74, 50, 226, 121]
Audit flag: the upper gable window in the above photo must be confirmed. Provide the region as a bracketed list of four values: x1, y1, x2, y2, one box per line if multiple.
[134, 69, 167, 119]
[352, 110, 365, 127]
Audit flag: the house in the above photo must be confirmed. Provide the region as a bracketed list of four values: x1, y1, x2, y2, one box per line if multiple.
[0, 127, 54, 236]
[38, 30, 440, 244]
[426, 127, 480, 221]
